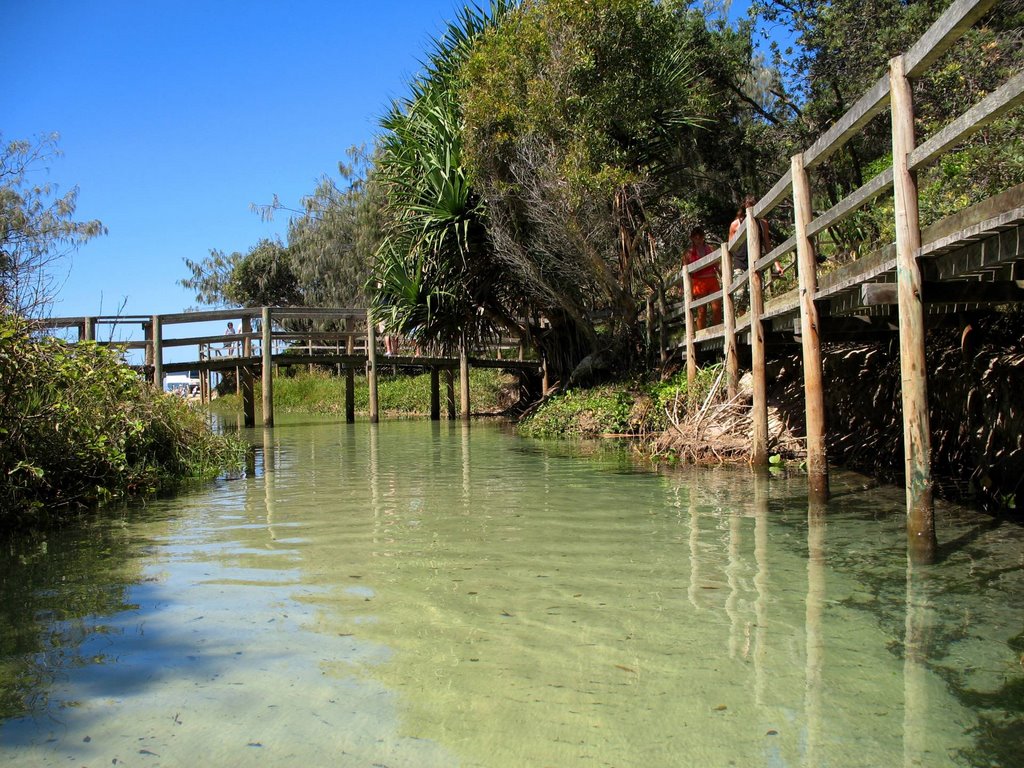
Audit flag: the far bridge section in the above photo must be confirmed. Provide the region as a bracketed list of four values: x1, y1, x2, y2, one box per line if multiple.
[39, 306, 541, 428]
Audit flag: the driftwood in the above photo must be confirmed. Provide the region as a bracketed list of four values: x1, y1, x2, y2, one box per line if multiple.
[651, 370, 806, 464]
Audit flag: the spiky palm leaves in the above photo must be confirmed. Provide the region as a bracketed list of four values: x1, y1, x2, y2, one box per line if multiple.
[370, 2, 515, 354]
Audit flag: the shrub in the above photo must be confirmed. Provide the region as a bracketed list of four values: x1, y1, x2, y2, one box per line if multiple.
[0, 313, 243, 526]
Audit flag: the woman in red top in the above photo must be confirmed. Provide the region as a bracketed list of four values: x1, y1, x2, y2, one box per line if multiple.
[686, 226, 721, 329]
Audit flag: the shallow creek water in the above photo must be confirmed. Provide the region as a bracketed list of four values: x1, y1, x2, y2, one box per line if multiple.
[1, 417, 1021, 767]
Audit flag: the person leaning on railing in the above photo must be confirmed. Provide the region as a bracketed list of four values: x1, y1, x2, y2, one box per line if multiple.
[686, 226, 721, 329]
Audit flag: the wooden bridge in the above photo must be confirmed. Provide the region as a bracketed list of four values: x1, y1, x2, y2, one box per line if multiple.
[660, 0, 1022, 561]
[40, 306, 541, 427]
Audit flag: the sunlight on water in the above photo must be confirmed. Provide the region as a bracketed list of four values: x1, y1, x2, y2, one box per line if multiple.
[1, 418, 1021, 767]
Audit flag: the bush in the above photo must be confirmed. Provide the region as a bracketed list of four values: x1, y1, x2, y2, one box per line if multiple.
[0, 313, 243, 525]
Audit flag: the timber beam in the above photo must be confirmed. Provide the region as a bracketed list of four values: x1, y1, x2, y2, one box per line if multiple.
[861, 279, 1024, 306]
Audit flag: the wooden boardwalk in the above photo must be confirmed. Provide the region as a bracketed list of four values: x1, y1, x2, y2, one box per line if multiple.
[40, 306, 541, 428]
[662, 0, 1022, 562]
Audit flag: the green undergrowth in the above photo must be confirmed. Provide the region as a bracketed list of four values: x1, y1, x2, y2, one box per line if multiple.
[0, 313, 245, 527]
[214, 366, 519, 417]
[518, 364, 724, 439]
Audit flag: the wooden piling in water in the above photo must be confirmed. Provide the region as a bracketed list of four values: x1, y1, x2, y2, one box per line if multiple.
[261, 307, 274, 427]
[367, 313, 379, 424]
[241, 315, 255, 428]
[890, 54, 936, 563]
[459, 339, 471, 422]
[792, 153, 830, 502]
[430, 367, 441, 421]
[745, 211, 769, 466]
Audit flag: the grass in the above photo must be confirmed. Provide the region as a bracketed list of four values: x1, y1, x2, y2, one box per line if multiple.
[212, 366, 520, 417]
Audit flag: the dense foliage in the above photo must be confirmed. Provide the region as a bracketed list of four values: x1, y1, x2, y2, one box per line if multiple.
[0, 313, 243, 525]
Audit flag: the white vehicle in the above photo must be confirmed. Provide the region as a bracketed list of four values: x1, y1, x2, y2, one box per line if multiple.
[164, 372, 201, 397]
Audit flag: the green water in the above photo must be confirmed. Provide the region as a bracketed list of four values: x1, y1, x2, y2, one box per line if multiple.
[1, 418, 1021, 767]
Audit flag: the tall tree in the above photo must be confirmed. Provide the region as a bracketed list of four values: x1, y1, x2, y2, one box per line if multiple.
[0, 134, 106, 317]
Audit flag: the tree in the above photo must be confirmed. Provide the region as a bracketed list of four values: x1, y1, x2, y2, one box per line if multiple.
[227, 238, 302, 307]
[0, 133, 106, 317]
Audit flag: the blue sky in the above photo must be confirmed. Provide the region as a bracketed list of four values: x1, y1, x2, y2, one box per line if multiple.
[3, 0, 461, 323]
[5, 0, 764, 341]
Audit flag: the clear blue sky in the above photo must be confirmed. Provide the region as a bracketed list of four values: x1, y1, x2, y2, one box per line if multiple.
[3, 0, 463, 321]
[5, 0, 764, 333]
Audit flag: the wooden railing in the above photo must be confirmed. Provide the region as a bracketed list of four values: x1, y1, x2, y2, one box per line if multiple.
[664, 0, 1023, 561]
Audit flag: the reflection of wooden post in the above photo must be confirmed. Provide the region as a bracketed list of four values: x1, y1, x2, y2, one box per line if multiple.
[367, 312, 379, 424]
[903, 558, 931, 767]
[445, 368, 456, 420]
[805, 501, 826, 767]
[753, 470, 769, 705]
[747, 212, 769, 465]
[682, 263, 697, 391]
[261, 307, 273, 427]
[152, 315, 163, 390]
[241, 315, 255, 427]
[459, 338, 471, 422]
[430, 367, 441, 421]
[890, 54, 935, 564]
[793, 153, 830, 502]
[721, 244, 738, 400]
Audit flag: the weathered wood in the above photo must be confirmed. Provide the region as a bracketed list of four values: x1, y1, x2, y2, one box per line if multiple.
[753, 170, 794, 219]
[755, 234, 796, 274]
[904, 0, 997, 77]
[808, 168, 895, 240]
[459, 338, 471, 422]
[746, 208, 769, 466]
[84, 317, 96, 341]
[863, 279, 1024, 305]
[261, 307, 274, 427]
[792, 153, 830, 502]
[909, 71, 1024, 172]
[891, 54, 936, 564]
[151, 316, 163, 389]
[682, 259, 697, 391]
[804, 76, 891, 170]
[720, 243, 739, 399]
[366, 312, 379, 424]
[445, 368, 456, 420]
[240, 316, 255, 428]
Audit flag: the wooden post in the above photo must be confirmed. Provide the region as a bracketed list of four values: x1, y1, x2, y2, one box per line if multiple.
[366, 312, 379, 424]
[721, 243, 738, 400]
[792, 153, 830, 502]
[143, 321, 154, 372]
[657, 285, 669, 365]
[84, 316, 96, 342]
[445, 368, 456, 420]
[645, 298, 654, 355]
[746, 210, 769, 465]
[261, 307, 274, 427]
[241, 315, 255, 427]
[459, 336, 471, 422]
[430, 367, 441, 421]
[891, 54, 936, 563]
[151, 315, 163, 390]
[345, 366, 355, 423]
[682, 262, 697, 391]
[345, 316, 355, 354]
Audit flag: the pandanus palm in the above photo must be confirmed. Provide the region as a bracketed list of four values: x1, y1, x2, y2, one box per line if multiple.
[370, 1, 516, 355]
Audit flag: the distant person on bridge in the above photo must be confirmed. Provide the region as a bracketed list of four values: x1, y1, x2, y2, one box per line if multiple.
[222, 321, 237, 357]
[685, 226, 721, 329]
[728, 195, 782, 309]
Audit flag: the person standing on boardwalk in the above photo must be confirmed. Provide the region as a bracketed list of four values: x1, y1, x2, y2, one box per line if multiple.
[685, 226, 721, 329]
[728, 195, 781, 308]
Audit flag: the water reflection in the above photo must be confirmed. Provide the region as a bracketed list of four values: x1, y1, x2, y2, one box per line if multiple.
[0, 419, 1021, 767]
